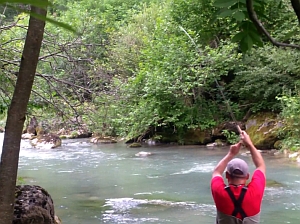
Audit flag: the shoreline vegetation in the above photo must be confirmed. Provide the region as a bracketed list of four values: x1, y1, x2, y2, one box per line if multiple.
[1, 111, 300, 163]
[0, 0, 300, 165]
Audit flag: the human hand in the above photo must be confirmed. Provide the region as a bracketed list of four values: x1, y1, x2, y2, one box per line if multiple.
[228, 142, 242, 156]
[240, 131, 253, 148]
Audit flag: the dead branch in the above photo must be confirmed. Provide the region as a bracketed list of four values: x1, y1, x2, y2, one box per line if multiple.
[0, 59, 20, 66]
[36, 73, 91, 92]
[1, 38, 26, 46]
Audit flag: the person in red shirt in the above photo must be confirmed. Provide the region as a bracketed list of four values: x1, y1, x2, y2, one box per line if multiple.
[211, 131, 266, 224]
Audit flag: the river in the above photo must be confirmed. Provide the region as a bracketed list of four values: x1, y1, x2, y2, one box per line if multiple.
[1, 133, 300, 223]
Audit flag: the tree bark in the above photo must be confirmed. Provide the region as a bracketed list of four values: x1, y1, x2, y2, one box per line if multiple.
[291, 0, 300, 24]
[0, 3, 47, 224]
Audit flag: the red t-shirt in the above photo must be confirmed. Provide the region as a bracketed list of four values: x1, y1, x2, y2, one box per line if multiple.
[211, 170, 265, 219]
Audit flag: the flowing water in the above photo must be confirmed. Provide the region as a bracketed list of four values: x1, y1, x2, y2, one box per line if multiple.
[1, 133, 300, 223]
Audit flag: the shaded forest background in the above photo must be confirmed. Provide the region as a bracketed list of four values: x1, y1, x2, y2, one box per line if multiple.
[1, 0, 300, 148]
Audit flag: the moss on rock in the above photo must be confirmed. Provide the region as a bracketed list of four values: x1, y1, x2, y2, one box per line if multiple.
[245, 112, 280, 149]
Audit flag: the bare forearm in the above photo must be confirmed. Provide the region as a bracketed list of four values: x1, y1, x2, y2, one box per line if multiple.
[248, 143, 266, 174]
[240, 131, 266, 175]
[212, 153, 235, 177]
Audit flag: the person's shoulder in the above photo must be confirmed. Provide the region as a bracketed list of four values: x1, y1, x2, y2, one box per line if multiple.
[248, 169, 266, 190]
[211, 175, 223, 182]
[253, 169, 266, 179]
[211, 175, 225, 189]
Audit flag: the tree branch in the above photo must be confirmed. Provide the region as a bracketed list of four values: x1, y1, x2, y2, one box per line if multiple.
[291, 0, 300, 24]
[246, 0, 300, 49]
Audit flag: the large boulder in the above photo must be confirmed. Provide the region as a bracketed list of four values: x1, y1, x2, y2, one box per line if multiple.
[13, 185, 60, 224]
[245, 112, 282, 149]
[182, 128, 212, 145]
[90, 136, 117, 144]
[22, 117, 46, 140]
[26, 117, 38, 135]
[31, 133, 62, 149]
[57, 127, 92, 139]
[212, 121, 245, 137]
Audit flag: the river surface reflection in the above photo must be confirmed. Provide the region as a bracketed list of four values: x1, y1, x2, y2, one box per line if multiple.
[1, 133, 300, 223]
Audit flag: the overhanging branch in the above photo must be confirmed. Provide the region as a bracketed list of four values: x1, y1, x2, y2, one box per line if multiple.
[246, 0, 300, 49]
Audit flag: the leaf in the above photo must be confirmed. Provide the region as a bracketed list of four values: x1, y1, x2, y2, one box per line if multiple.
[213, 0, 237, 8]
[210, 8, 231, 24]
[233, 11, 245, 21]
[248, 31, 263, 47]
[253, 0, 265, 7]
[283, 30, 299, 41]
[41, 15, 76, 33]
[239, 35, 251, 53]
[240, 20, 257, 32]
[232, 31, 246, 42]
[244, 34, 253, 50]
[6, 4, 76, 33]
[218, 9, 234, 18]
[0, 0, 51, 8]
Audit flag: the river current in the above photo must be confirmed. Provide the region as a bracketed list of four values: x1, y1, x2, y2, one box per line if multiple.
[0, 133, 300, 223]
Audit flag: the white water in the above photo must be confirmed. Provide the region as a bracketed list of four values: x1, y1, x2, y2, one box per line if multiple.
[1, 133, 300, 223]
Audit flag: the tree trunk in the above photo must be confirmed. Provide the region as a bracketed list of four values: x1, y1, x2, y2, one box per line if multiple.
[0, 3, 47, 224]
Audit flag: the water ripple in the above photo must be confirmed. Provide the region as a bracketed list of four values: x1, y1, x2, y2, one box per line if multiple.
[101, 197, 216, 223]
[171, 163, 214, 175]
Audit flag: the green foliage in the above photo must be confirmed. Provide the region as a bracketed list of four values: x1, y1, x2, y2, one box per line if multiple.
[277, 90, 300, 151]
[213, 0, 300, 52]
[222, 129, 239, 144]
[108, 0, 245, 138]
[212, 0, 267, 52]
[0, 0, 75, 32]
[0, 0, 50, 8]
[227, 45, 300, 113]
[16, 176, 25, 185]
[1, 0, 299, 143]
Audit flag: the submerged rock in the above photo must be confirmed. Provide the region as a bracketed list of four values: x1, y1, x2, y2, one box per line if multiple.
[129, 142, 142, 148]
[13, 185, 61, 224]
[135, 151, 152, 157]
[90, 136, 117, 144]
[22, 133, 35, 140]
[206, 139, 227, 147]
[266, 179, 286, 188]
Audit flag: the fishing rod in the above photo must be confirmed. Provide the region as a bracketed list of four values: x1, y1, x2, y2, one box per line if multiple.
[179, 26, 242, 134]
[214, 79, 242, 134]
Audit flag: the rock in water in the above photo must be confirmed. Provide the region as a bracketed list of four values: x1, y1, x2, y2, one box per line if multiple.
[30, 133, 62, 149]
[135, 151, 152, 157]
[13, 185, 60, 224]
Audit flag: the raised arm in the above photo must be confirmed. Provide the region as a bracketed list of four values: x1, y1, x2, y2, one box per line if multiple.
[240, 131, 266, 176]
[212, 142, 242, 178]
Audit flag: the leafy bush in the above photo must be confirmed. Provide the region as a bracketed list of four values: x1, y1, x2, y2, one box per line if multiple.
[222, 129, 239, 144]
[277, 90, 300, 151]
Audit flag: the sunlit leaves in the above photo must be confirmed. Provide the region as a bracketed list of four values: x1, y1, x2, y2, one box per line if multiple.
[0, 0, 75, 32]
[0, 0, 51, 8]
[277, 91, 300, 151]
[213, 0, 267, 52]
[213, 0, 237, 7]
